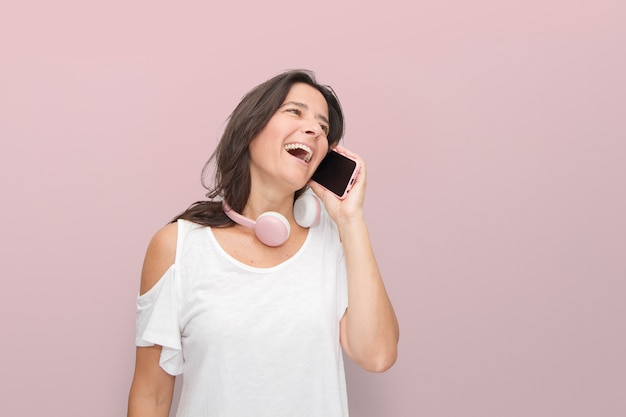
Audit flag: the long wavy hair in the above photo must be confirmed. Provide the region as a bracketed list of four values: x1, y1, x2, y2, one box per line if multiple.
[172, 70, 345, 227]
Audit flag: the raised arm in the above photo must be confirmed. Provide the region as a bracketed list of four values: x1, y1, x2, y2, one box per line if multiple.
[309, 147, 399, 372]
[128, 223, 178, 416]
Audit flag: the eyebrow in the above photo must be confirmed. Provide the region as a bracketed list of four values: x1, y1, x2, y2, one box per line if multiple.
[281, 101, 330, 126]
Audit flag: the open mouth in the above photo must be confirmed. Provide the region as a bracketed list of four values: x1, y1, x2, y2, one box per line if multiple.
[284, 143, 313, 163]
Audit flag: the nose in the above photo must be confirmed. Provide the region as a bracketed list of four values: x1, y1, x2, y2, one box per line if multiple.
[301, 117, 322, 138]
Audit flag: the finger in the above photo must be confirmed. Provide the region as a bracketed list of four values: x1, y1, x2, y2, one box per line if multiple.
[333, 144, 355, 158]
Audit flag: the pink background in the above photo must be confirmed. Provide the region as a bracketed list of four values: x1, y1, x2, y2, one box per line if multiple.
[1, 1, 625, 416]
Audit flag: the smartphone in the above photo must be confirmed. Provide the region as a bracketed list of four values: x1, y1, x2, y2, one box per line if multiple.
[311, 150, 360, 199]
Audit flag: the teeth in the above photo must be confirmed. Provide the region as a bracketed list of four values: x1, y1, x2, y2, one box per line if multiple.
[284, 143, 313, 163]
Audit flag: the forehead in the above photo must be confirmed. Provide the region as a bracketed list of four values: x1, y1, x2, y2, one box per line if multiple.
[283, 83, 329, 116]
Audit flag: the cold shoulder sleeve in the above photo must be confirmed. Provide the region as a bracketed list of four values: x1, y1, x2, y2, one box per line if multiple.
[135, 264, 183, 375]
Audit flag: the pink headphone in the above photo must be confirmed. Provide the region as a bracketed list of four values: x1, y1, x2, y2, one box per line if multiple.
[222, 193, 321, 247]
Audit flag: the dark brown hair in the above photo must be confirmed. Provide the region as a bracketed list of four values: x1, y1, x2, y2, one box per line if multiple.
[172, 70, 345, 227]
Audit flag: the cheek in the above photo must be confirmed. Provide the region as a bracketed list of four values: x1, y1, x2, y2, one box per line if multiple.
[319, 141, 329, 157]
[313, 143, 330, 167]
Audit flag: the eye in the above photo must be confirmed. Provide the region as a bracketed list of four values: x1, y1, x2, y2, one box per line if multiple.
[320, 124, 329, 135]
[286, 107, 302, 116]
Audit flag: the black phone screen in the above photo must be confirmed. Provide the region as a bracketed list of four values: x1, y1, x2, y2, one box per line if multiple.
[311, 151, 357, 197]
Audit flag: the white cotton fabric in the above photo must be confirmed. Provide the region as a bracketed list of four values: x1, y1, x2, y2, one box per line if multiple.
[135, 207, 349, 417]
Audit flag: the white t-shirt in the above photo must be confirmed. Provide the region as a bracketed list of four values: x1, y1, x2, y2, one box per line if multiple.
[135, 207, 349, 416]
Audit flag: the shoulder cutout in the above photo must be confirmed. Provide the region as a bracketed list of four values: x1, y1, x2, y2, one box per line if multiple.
[139, 222, 178, 295]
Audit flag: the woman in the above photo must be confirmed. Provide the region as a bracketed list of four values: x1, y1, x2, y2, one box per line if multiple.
[128, 70, 399, 416]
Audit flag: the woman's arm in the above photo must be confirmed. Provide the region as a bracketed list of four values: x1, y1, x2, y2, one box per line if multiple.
[128, 223, 179, 416]
[128, 346, 176, 417]
[337, 214, 399, 372]
[309, 147, 399, 373]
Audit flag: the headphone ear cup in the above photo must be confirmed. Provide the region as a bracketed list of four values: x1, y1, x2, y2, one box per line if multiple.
[294, 193, 321, 228]
[255, 212, 290, 247]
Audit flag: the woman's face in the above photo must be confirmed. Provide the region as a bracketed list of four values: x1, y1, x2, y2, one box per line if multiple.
[248, 83, 330, 193]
